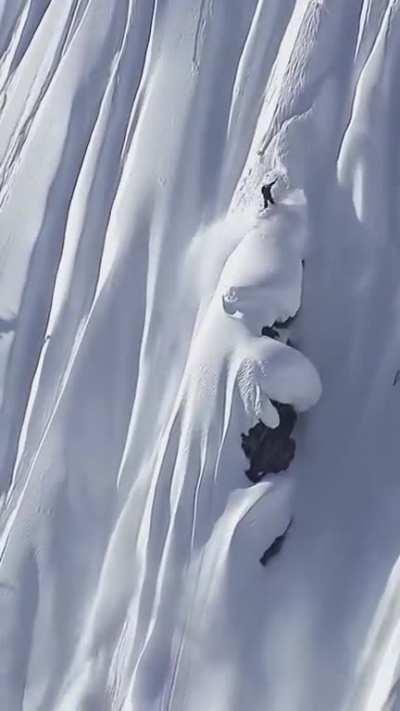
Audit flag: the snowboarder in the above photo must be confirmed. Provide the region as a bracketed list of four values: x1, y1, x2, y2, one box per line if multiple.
[261, 179, 277, 209]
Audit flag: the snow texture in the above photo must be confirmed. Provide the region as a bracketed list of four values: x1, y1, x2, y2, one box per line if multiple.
[0, 1, 399, 710]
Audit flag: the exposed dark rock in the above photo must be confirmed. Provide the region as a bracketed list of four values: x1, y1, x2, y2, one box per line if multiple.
[261, 325, 280, 339]
[241, 401, 297, 482]
[260, 518, 293, 566]
[261, 323, 297, 349]
[272, 314, 297, 329]
[271, 401, 297, 436]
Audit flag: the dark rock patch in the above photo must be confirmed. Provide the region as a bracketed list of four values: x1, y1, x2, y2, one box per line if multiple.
[241, 401, 297, 483]
[261, 325, 280, 339]
[260, 518, 293, 566]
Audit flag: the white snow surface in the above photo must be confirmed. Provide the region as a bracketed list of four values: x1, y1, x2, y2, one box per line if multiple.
[0, 1, 399, 710]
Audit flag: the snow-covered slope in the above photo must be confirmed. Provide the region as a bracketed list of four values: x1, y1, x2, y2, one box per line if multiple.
[0, 1, 399, 709]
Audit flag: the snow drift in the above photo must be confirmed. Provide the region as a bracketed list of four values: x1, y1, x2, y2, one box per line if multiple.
[0, 1, 399, 710]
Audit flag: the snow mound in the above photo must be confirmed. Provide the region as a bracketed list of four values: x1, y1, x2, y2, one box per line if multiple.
[2, 1, 399, 710]
[184, 197, 321, 434]
[221, 198, 307, 331]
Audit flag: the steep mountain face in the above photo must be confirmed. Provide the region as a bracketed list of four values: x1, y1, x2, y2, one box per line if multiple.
[0, 1, 400, 709]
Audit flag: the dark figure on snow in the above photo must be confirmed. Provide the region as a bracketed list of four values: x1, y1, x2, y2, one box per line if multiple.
[261, 179, 277, 209]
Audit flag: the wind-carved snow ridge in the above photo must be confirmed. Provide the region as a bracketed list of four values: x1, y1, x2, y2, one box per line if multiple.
[344, 555, 400, 711]
[1, 0, 400, 709]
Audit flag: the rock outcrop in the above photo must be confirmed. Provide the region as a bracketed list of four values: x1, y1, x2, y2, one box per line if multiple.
[241, 401, 297, 482]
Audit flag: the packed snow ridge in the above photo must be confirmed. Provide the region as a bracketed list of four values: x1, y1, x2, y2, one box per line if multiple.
[1, 0, 400, 710]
